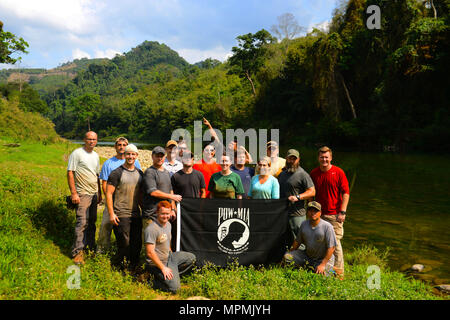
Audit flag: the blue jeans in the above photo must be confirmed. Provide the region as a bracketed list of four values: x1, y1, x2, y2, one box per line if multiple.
[284, 249, 335, 275]
[147, 251, 196, 293]
[289, 215, 306, 250]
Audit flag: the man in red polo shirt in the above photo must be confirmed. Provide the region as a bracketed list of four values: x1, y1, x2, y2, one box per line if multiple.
[310, 146, 350, 276]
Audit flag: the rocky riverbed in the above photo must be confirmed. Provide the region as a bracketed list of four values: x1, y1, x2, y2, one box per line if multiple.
[94, 146, 153, 170]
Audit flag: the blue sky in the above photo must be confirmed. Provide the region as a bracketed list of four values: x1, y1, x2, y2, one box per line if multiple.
[0, 0, 337, 70]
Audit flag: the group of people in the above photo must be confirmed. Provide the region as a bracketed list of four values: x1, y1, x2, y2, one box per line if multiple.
[67, 124, 350, 293]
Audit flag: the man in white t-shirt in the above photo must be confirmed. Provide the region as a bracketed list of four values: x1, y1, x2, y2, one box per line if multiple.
[162, 140, 183, 176]
[67, 131, 101, 265]
[266, 141, 286, 178]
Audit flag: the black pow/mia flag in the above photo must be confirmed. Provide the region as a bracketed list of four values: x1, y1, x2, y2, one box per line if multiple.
[179, 198, 289, 267]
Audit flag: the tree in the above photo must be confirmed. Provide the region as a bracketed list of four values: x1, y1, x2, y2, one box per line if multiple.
[228, 29, 276, 96]
[70, 93, 101, 131]
[270, 13, 305, 41]
[0, 21, 29, 64]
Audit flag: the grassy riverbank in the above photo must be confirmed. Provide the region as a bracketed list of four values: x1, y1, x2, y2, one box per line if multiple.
[0, 141, 444, 300]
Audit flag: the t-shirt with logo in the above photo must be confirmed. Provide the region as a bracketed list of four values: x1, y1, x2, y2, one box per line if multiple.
[143, 220, 172, 266]
[67, 147, 100, 195]
[296, 219, 337, 263]
[208, 171, 245, 199]
[107, 165, 143, 218]
[310, 165, 350, 216]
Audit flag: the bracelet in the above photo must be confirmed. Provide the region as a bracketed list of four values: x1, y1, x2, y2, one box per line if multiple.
[339, 211, 346, 215]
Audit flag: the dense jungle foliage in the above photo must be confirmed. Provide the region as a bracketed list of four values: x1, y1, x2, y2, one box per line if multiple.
[1, 0, 449, 152]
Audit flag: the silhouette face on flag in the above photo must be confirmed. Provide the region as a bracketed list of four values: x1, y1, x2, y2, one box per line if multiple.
[218, 219, 249, 252]
[179, 198, 289, 267]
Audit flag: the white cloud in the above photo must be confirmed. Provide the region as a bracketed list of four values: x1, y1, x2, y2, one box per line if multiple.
[307, 20, 331, 33]
[94, 49, 122, 59]
[72, 48, 91, 60]
[0, 0, 102, 34]
[177, 46, 232, 64]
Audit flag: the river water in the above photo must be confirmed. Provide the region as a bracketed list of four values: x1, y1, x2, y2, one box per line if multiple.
[295, 148, 450, 284]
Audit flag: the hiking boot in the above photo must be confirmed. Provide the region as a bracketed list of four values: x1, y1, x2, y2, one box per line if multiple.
[73, 251, 85, 265]
[333, 267, 344, 280]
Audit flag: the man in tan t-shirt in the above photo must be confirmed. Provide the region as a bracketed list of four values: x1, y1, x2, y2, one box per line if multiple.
[67, 131, 101, 265]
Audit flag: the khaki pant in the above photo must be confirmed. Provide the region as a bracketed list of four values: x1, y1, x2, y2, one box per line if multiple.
[322, 214, 344, 271]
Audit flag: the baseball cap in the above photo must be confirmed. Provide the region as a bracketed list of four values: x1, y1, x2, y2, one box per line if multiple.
[307, 201, 321, 212]
[124, 144, 138, 154]
[286, 149, 300, 159]
[166, 140, 178, 148]
[152, 146, 166, 155]
[115, 136, 129, 145]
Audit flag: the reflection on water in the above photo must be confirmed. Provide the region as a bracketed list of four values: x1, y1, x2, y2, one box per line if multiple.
[295, 148, 450, 283]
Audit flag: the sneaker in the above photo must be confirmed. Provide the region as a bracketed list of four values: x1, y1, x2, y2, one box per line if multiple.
[73, 251, 85, 265]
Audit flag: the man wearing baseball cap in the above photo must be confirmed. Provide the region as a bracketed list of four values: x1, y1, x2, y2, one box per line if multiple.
[283, 201, 337, 276]
[277, 148, 315, 244]
[142, 146, 182, 250]
[266, 141, 285, 178]
[163, 140, 183, 177]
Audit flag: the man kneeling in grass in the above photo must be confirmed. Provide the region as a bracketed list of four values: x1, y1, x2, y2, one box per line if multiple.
[283, 201, 337, 276]
[144, 200, 196, 293]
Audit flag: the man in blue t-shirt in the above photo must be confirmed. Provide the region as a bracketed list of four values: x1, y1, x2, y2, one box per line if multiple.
[97, 137, 142, 253]
[230, 148, 254, 198]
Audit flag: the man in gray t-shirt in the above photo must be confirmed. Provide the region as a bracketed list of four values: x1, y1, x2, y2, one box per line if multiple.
[283, 201, 337, 276]
[144, 201, 196, 293]
[277, 149, 316, 242]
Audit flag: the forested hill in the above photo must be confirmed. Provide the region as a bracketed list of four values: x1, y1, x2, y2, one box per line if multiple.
[0, 57, 108, 95]
[2, 0, 450, 153]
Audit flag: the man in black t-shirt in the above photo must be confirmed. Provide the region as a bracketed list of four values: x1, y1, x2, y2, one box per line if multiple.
[171, 151, 206, 198]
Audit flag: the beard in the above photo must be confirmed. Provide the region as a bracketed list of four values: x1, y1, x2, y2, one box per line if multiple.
[285, 162, 299, 173]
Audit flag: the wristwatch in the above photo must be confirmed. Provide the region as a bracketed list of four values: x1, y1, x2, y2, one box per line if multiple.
[339, 210, 346, 215]
[296, 194, 301, 201]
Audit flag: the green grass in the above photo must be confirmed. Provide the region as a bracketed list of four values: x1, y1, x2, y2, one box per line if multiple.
[0, 98, 62, 144]
[0, 142, 444, 300]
